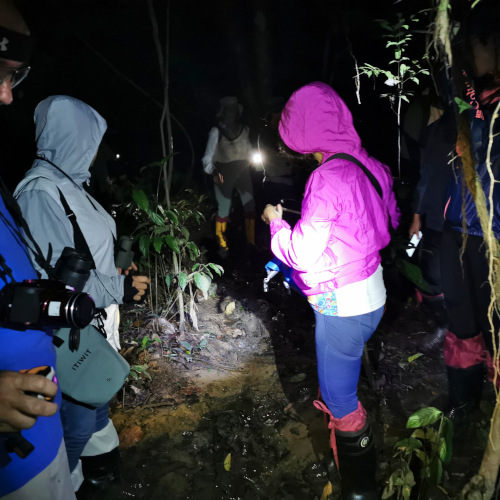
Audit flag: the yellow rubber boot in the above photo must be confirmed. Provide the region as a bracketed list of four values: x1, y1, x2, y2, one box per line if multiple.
[215, 219, 228, 250]
[245, 217, 255, 246]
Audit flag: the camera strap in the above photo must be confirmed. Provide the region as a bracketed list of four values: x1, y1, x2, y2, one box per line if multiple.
[56, 188, 96, 270]
[0, 254, 15, 285]
[0, 177, 56, 280]
[324, 153, 383, 199]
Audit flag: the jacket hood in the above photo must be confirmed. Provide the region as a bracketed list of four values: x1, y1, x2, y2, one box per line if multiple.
[33, 95, 107, 185]
[278, 81, 361, 155]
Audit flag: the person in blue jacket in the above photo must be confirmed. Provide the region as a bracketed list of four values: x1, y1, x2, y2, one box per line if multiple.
[441, 1, 500, 422]
[0, 1, 74, 498]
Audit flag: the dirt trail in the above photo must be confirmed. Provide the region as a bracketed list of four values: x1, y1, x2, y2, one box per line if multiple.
[108, 262, 493, 499]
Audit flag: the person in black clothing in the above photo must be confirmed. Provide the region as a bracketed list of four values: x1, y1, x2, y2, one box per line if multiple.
[439, 1, 500, 422]
[407, 91, 455, 351]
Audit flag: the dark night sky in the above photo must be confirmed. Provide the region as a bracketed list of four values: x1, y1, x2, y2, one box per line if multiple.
[0, 0, 436, 192]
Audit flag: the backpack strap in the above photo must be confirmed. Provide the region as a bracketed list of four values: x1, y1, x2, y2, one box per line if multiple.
[325, 153, 383, 199]
[56, 188, 96, 270]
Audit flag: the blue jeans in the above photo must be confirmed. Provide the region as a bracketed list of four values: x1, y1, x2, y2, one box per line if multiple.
[60, 398, 110, 472]
[315, 307, 384, 419]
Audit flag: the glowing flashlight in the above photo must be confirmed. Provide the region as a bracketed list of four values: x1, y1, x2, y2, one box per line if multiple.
[251, 151, 263, 165]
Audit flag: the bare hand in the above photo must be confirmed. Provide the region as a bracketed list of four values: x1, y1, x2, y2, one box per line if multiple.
[118, 261, 138, 276]
[261, 204, 283, 225]
[132, 275, 151, 301]
[0, 371, 58, 432]
[409, 214, 422, 238]
[213, 172, 224, 185]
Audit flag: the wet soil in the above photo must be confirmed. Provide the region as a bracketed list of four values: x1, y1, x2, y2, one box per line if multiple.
[106, 246, 495, 500]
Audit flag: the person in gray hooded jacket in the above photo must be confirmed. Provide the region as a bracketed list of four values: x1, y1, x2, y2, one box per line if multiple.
[14, 95, 150, 493]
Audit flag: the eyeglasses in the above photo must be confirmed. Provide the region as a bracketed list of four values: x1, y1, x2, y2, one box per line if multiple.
[0, 66, 30, 89]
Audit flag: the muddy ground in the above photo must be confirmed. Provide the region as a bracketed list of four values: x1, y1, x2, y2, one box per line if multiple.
[105, 235, 496, 500]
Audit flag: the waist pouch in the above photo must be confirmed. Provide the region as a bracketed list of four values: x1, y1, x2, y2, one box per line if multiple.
[53, 325, 130, 408]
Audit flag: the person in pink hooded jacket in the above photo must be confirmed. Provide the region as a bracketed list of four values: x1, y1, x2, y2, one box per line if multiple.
[262, 82, 400, 499]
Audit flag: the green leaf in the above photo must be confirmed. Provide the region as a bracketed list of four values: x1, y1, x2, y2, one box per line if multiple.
[202, 267, 213, 279]
[402, 486, 411, 500]
[194, 272, 211, 294]
[165, 210, 179, 225]
[429, 456, 443, 485]
[139, 234, 151, 257]
[404, 468, 416, 488]
[400, 63, 408, 76]
[441, 418, 453, 464]
[408, 353, 423, 363]
[208, 263, 224, 276]
[396, 437, 422, 452]
[187, 241, 200, 259]
[224, 452, 231, 471]
[164, 235, 180, 254]
[438, 437, 448, 463]
[149, 211, 165, 226]
[153, 236, 163, 254]
[153, 226, 170, 235]
[396, 259, 431, 291]
[180, 340, 192, 352]
[132, 189, 149, 211]
[407, 407, 442, 429]
[165, 273, 173, 289]
[382, 472, 397, 498]
[178, 271, 188, 291]
[414, 448, 428, 465]
[454, 97, 473, 114]
[131, 364, 148, 373]
[180, 226, 190, 240]
[401, 95, 410, 103]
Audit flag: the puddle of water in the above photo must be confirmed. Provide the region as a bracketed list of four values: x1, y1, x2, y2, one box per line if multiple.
[109, 355, 333, 499]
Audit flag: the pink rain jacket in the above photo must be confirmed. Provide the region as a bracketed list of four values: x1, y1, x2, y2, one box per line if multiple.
[271, 82, 400, 295]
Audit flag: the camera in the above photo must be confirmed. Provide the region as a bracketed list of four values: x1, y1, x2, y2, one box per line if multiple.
[54, 247, 93, 292]
[115, 235, 134, 270]
[0, 279, 95, 331]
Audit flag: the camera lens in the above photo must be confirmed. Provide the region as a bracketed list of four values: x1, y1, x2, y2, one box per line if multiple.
[54, 247, 93, 292]
[0, 280, 95, 331]
[62, 292, 96, 329]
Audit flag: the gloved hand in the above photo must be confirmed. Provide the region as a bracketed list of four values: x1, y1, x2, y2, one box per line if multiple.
[123, 274, 150, 302]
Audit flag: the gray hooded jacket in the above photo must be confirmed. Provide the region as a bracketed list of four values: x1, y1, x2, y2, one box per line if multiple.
[14, 95, 124, 308]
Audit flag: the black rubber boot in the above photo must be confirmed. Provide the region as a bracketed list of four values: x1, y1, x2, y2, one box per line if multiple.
[447, 363, 484, 422]
[421, 327, 447, 353]
[336, 423, 379, 500]
[421, 296, 448, 352]
[423, 295, 448, 329]
[79, 447, 122, 494]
